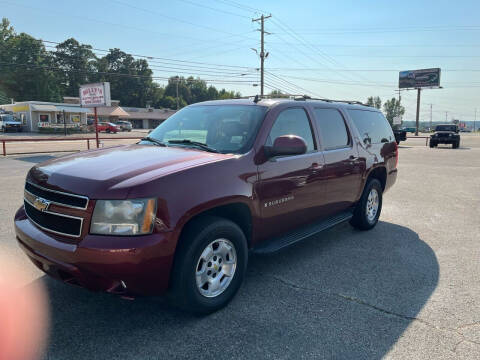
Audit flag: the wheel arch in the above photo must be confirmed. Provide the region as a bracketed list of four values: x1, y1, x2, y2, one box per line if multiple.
[176, 200, 254, 249]
[365, 166, 387, 191]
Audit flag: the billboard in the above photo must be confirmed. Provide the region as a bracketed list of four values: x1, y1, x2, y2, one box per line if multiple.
[399, 68, 441, 89]
[79, 82, 111, 107]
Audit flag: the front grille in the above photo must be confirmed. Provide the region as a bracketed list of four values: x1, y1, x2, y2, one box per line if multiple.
[23, 182, 88, 238]
[25, 182, 88, 209]
[24, 200, 83, 237]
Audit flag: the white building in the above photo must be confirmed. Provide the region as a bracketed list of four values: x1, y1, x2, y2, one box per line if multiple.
[0, 100, 91, 132]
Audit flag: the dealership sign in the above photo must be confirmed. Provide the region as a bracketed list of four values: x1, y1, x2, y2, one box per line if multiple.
[79, 82, 111, 107]
[399, 68, 441, 89]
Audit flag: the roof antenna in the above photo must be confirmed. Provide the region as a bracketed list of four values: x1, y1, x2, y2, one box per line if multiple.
[253, 94, 259, 103]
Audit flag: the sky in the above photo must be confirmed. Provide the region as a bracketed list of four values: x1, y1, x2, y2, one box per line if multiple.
[1, 0, 480, 123]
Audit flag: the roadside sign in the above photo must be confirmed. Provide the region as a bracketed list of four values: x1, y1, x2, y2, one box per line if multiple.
[393, 116, 402, 125]
[79, 82, 111, 107]
[79, 82, 111, 149]
[399, 68, 441, 89]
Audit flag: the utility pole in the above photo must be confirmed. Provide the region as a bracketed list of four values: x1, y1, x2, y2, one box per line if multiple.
[429, 104, 433, 131]
[415, 88, 421, 136]
[474, 108, 477, 133]
[396, 89, 402, 103]
[252, 14, 271, 96]
[175, 76, 179, 110]
[445, 111, 448, 122]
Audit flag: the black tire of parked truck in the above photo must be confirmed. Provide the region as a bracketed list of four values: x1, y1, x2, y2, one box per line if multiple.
[350, 178, 383, 231]
[453, 140, 460, 149]
[168, 216, 248, 315]
[429, 141, 436, 148]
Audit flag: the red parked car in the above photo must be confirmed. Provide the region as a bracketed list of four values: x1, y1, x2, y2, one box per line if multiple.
[96, 122, 119, 133]
[14, 97, 398, 314]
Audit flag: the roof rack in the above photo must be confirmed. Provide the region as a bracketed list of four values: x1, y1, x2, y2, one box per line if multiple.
[230, 94, 372, 107]
[293, 95, 371, 107]
[234, 94, 305, 103]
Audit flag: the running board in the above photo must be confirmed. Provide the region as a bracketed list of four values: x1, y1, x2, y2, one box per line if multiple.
[253, 210, 353, 255]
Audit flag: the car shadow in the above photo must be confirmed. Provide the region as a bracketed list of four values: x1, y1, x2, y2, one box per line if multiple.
[433, 146, 471, 150]
[31, 221, 438, 360]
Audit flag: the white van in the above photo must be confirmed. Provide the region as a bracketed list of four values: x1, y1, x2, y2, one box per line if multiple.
[0, 112, 23, 132]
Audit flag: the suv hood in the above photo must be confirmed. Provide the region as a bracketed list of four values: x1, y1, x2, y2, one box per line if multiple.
[3, 120, 22, 125]
[28, 144, 233, 199]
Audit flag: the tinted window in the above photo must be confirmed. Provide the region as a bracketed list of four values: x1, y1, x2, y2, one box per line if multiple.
[313, 108, 349, 150]
[435, 125, 456, 132]
[347, 110, 394, 144]
[267, 108, 315, 152]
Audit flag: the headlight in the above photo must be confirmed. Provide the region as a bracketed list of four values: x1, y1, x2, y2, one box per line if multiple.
[90, 199, 157, 235]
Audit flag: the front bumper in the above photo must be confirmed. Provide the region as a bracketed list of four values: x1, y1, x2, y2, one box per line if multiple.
[14, 206, 178, 296]
[384, 168, 397, 193]
[430, 136, 457, 144]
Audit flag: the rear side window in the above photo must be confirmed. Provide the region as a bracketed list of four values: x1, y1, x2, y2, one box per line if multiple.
[267, 108, 315, 152]
[313, 108, 349, 150]
[347, 110, 394, 144]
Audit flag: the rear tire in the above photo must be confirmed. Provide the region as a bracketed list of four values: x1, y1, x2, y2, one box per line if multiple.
[350, 178, 383, 231]
[168, 216, 248, 314]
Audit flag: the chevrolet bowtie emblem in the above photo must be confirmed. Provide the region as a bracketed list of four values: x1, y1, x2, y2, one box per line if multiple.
[33, 197, 50, 212]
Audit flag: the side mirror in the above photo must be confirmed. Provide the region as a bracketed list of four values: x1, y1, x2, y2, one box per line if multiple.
[265, 135, 307, 158]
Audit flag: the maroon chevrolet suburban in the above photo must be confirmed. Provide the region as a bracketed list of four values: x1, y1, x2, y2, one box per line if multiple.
[14, 97, 398, 313]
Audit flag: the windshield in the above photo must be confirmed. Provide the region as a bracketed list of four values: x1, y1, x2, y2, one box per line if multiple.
[144, 105, 267, 154]
[1, 115, 17, 122]
[435, 125, 457, 132]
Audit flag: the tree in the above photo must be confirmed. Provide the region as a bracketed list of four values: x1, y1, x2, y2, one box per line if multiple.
[366, 96, 382, 109]
[1, 31, 62, 102]
[269, 90, 289, 98]
[94, 49, 155, 107]
[54, 38, 97, 97]
[383, 98, 405, 125]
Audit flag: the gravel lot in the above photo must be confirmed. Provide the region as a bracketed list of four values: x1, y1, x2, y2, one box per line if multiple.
[0, 134, 479, 359]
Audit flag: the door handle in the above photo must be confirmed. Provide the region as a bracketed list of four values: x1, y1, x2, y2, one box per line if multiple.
[310, 163, 324, 172]
[349, 155, 360, 161]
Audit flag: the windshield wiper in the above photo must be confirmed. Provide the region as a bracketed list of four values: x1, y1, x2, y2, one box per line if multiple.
[140, 136, 167, 147]
[167, 139, 218, 153]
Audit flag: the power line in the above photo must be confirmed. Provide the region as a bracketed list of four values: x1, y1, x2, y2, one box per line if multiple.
[0, 62, 259, 85]
[0, 0, 256, 50]
[273, 25, 480, 35]
[108, 0, 255, 39]
[267, 67, 480, 72]
[41, 40, 256, 70]
[176, 0, 251, 19]
[39, 43, 260, 79]
[265, 71, 325, 97]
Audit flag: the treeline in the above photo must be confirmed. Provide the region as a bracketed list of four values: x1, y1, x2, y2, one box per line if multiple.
[0, 18, 240, 108]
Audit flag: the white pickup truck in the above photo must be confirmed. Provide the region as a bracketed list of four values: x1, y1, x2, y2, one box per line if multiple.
[0, 113, 23, 132]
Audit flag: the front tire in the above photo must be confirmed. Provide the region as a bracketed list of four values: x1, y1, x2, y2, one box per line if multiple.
[350, 178, 383, 230]
[168, 216, 248, 314]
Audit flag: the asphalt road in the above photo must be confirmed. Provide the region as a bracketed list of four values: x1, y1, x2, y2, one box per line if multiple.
[0, 136, 479, 359]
